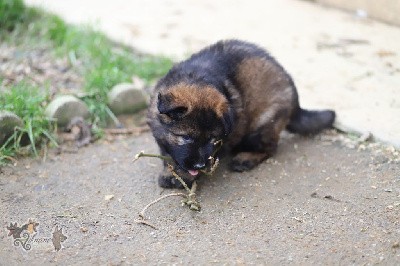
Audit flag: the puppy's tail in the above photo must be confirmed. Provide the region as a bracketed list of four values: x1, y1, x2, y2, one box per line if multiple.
[286, 107, 335, 135]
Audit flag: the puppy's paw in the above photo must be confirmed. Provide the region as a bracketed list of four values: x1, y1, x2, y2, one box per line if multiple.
[230, 152, 267, 172]
[230, 158, 257, 172]
[158, 169, 195, 189]
[158, 173, 184, 188]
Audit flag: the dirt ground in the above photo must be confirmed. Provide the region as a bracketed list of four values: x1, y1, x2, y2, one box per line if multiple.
[1, 129, 399, 265]
[2, 1, 399, 264]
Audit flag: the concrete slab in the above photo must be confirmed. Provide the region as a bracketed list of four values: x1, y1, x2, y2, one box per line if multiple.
[0, 111, 23, 145]
[45, 95, 90, 127]
[108, 83, 147, 115]
[26, 0, 400, 147]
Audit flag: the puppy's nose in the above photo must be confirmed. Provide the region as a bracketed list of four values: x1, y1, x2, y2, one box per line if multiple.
[193, 163, 206, 170]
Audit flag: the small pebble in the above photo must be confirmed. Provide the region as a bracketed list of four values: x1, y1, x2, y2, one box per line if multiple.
[105, 194, 115, 201]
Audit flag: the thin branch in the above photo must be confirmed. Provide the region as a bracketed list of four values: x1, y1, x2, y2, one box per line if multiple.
[138, 192, 187, 219]
[134, 219, 158, 230]
[132, 151, 172, 163]
[105, 127, 149, 135]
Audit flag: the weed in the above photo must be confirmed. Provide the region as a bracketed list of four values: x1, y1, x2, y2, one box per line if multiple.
[46, 14, 68, 45]
[0, 82, 57, 165]
[59, 27, 172, 125]
[0, 4, 173, 163]
[0, 0, 26, 31]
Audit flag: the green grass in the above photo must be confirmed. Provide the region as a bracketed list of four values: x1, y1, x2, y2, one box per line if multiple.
[1, 4, 172, 125]
[60, 27, 172, 124]
[0, 0, 173, 164]
[0, 0, 27, 31]
[0, 82, 57, 164]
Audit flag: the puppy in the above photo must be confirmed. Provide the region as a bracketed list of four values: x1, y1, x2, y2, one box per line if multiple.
[148, 40, 335, 188]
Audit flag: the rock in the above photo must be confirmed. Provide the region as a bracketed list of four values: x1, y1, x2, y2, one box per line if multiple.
[107, 83, 148, 115]
[45, 95, 90, 127]
[0, 111, 23, 145]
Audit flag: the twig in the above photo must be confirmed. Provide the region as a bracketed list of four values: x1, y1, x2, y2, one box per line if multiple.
[134, 219, 158, 230]
[201, 157, 220, 176]
[165, 164, 200, 210]
[200, 139, 223, 175]
[132, 142, 224, 227]
[167, 164, 191, 193]
[132, 151, 172, 163]
[184, 181, 201, 211]
[105, 127, 149, 135]
[138, 192, 187, 219]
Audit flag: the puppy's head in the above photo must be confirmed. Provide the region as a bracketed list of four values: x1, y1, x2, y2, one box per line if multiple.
[156, 83, 233, 176]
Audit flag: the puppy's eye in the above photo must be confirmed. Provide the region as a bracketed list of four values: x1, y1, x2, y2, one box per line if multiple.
[177, 135, 193, 145]
[182, 135, 192, 141]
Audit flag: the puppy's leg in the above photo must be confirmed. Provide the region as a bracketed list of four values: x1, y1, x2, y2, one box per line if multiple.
[158, 164, 196, 189]
[157, 147, 196, 189]
[230, 112, 288, 172]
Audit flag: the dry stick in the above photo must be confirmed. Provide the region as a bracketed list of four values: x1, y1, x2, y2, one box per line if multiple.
[138, 192, 187, 219]
[201, 139, 223, 175]
[134, 219, 158, 230]
[105, 127, 150, 135]
[132, 151, 172, 163]
[167, 164, 191, 192]
[166, 164, 200, 210]
[133, 152, 198, 229]
[133, 140, 223, 227]
[135, 192, 186, 230]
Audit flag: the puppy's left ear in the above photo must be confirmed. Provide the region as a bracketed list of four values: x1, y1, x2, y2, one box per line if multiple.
[157, 92, 188, 121]
[222, 107, 234, 136]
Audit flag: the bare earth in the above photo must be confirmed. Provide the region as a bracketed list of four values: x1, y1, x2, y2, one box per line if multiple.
[1, 130, 399, 265]
[2, 1, 400, 264]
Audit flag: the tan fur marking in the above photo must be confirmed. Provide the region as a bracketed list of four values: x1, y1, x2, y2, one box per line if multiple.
[167, 83, 228, 117]
[235, 57, 294, 132]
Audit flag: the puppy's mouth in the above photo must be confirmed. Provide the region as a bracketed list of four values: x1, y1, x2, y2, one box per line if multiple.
[188, 170, 199, 176]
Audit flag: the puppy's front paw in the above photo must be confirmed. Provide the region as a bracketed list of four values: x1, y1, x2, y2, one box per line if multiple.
[158, 169, 195, 189]
[230, 152, 267, 172]
[158, 173, 184, 188]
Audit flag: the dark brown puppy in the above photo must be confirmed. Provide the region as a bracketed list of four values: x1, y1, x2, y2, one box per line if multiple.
[148, 40, 335, 188]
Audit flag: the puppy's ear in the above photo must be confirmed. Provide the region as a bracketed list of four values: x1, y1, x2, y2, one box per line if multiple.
[157, 93, 188, 120]
[222, 107, 234, 136]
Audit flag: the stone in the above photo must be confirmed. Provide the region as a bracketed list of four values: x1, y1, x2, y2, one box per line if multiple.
[45, 95, 90, 127]
[107, 83, 148, 115]
[0, 111, 23, 145]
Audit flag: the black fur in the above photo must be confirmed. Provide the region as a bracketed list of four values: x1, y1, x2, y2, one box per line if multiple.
[287, 108, 336, 135]
[148, 39, 336, 188]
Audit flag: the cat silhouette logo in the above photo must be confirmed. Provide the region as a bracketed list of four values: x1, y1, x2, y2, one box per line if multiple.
[52, 226, 67, 251]
[6, 220, 67, 251]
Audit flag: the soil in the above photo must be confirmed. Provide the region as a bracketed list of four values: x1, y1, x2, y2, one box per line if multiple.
[1, 7, 399, 263]
[0, 43, 83, 95]
[1, 130, 399, 265]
